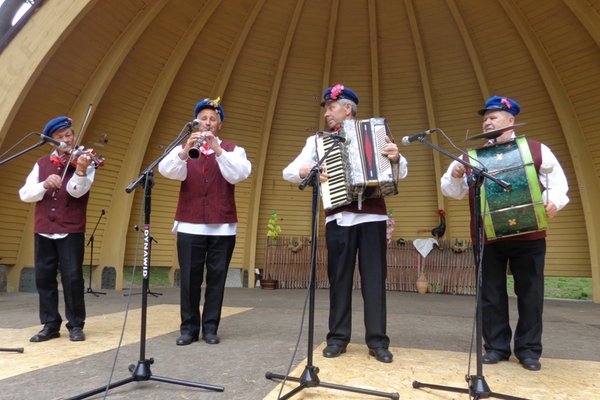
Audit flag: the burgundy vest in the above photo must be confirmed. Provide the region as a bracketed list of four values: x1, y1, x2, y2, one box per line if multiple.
[34, 155, 89, 234]
[174, 140, 238, 224]
[466, 139, 545, 243]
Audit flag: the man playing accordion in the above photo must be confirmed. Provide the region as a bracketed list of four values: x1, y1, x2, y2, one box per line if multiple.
[283, 84, 408, 363]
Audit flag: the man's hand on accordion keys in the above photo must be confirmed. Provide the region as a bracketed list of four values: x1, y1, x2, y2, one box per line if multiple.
[299, 162, 329, 182]
[381, 136, 401, 164]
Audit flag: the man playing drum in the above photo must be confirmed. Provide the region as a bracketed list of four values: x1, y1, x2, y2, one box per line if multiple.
[440, 96, 569, 371]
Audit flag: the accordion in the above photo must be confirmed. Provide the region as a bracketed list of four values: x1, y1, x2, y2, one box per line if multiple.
[316, 118, 399, 211]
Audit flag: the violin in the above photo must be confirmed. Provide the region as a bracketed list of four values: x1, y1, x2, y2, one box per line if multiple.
[67, 146, 106, 169]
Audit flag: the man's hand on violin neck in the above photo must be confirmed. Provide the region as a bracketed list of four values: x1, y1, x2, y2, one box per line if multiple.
[76, 153, 92, 170]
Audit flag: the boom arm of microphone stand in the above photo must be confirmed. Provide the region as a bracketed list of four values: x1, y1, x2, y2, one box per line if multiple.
[0, 140, 46, 166]
[125, 123, 193, 193]
[417, 138, 511, 191]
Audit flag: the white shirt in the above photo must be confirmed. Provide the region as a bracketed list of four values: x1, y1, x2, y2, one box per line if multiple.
[283, 133, 408, 226]
[19, 152, 96, 239]
[440, 135, 569, 211]
[158, 139, 251, 235]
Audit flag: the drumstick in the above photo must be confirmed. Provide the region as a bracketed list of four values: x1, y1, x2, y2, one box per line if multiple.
[540, 163, 554, 203]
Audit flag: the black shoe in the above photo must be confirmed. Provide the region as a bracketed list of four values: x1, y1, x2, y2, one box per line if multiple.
[202, 333, 220, 344]
[322, 344, 347, 358]
[69, 327, 85, 341]
[369, 348, 393, 363]
[176, 334, 198, 346]
[482, 351, 509, 364]
[520, 358, 541, 371]
[30, 327, 60, 342]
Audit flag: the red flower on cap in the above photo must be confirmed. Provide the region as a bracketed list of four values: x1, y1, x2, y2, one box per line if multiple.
[330, 84, 344, 100]
[500, 97, 511, 109]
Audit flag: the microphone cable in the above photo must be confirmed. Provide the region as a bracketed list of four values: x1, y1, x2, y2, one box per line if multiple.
[275, 275, 311, 399]
[95, 187, 146, 399]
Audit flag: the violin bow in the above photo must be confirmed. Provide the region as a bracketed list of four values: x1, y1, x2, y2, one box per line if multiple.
[52, 104, 93, 198]
[59, 103, 93, 182]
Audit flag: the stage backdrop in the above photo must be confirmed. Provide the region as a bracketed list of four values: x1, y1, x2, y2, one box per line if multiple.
[0, 0, 598, 300]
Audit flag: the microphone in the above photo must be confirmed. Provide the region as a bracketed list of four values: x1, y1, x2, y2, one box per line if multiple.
[186, 119, 201, 131]
[401, 129, 436, 145]
[35, 132, 68, 150]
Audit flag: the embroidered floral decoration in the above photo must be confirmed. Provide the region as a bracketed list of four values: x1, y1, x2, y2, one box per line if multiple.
[330, 84, 344, 100]
[205, 96, 221, 107]
[50, 155, 65, 167]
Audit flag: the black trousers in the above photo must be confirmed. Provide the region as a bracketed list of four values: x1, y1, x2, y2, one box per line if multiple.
[481, 238, 546, 360]
[176, 232, 235, 338]
[34, 233, 86, 331]
[325, 220, 390, 349]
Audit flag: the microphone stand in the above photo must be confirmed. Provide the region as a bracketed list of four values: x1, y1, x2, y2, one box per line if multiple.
[0, 139, 59, 355]
[266, 135, 399, 400]
[410, 136, 527, 400]
[66, 122, 223, 399]
[125, 227, 162, 298]
[0, 141, 46, 166]
[85, 209, 106, 296]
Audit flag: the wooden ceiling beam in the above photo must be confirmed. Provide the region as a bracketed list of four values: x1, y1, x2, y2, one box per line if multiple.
[368, 0, 380, 116]
[500, 0, 600, 301]
[96, 0, 223, 289]
[404, 0, 445, 229]
[244, 0, 303, 285]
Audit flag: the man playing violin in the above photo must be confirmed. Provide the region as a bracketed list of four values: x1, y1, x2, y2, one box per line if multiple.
[19, 116, 95, 342]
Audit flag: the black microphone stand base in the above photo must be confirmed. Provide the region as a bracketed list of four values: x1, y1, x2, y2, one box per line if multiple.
[85, 286, 106, 297]
[266, 366, 399, 400]
[66, 359, 224, 400]
[413, 375, 527, 400]
[124, 288, 163, 298]
[0, 347, 24, 353]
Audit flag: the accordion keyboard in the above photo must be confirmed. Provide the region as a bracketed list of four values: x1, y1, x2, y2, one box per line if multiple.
[316, 134, 352, 211]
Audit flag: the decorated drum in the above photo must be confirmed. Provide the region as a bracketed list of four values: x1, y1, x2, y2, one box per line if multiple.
[468, 136, 547, 239]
